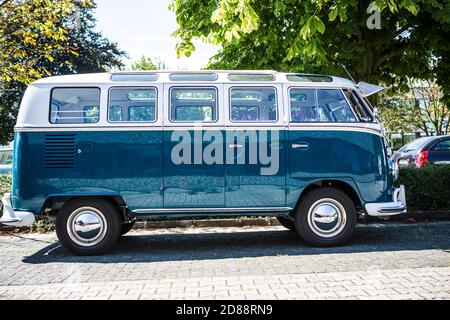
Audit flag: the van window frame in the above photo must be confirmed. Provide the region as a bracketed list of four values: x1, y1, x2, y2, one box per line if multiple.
[229, 86, 279, 123]
[107, 86, 158, 124]
[342, 88, 375, 122]
[48, 86, 101, 125]
[168, 86, 219, 124]
[288, 86, 359, 124]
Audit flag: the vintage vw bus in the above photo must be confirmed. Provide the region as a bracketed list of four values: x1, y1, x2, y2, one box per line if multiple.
[0, 70, 406, 255]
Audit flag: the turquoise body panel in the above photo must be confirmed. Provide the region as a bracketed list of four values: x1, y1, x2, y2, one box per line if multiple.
[11, 129, 391, 216]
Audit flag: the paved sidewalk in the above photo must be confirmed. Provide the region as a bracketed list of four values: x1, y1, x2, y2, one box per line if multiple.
[0, 221, 449, 300]
[1, 267, 449, 300]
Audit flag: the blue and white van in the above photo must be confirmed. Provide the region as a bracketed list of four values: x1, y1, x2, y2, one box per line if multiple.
[0, 70, 406, 254]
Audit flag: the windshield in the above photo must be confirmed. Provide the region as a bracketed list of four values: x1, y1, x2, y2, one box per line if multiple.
[398, 137, 431, 152]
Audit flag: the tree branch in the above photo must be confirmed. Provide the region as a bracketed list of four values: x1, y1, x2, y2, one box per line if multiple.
[373, 42, 410, 71]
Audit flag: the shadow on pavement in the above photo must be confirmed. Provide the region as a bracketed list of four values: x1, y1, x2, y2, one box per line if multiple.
[22, 222, 450, 264]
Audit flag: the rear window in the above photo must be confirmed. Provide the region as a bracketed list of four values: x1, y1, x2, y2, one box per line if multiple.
[0, 151, 12, 165]
[50, 88, 100, 124]
[431, 139, 450, 151]
[290, 88, 356, 122]
[399, 137, 431, 152]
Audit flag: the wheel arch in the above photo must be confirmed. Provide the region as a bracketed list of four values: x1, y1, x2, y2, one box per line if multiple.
[294, 180, 363, 214]
[41, 194, 129, 222]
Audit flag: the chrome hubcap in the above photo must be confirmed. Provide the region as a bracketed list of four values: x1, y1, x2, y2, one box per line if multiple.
[307, 198, 346, 238]
[67, 207, 107, 247]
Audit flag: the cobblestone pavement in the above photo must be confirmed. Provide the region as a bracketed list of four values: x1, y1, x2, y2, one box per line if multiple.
[0, 221, 449, 300]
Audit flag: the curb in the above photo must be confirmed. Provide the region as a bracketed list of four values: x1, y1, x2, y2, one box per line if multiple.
[384, 211, 450, 222]
[133, 212, 450, 229]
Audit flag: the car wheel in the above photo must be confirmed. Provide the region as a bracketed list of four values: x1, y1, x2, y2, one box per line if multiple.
[276, 216, 296, 231]
[56, 198, 122, 255]
[120, 220, 136, 236]
[295, 187, 356, 247]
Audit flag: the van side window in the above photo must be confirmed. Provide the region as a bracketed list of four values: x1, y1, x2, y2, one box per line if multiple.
[50, 88, 100, 124]
[230, 87, 277, 122]
[170, 87, 217, 122]
[343, 89, 373, 122]
[108, 87, 157, 122]
[290, 89, 356, 122]
[290, 89, 316, 122]
[317, 89, 356, 122]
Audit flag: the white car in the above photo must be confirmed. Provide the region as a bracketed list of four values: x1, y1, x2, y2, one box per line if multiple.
[0, 147, 13, 175]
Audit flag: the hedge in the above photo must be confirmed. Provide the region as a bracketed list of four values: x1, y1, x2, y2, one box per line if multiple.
[398, 165, 450, 212]
[0, 175, 11, 198]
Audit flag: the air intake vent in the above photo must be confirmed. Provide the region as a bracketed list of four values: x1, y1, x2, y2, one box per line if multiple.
[44, 134, 76, 169]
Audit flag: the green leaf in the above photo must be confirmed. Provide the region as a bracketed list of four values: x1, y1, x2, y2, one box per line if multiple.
[224, 30, 233, 43]
[328, 8, 338, 21]
[313, 16, 325, 33]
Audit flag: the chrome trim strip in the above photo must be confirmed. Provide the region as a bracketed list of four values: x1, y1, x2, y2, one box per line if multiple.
[377, 205, 406, 213]
[14, 125, 382, 136]
[132, 207, 293, 215]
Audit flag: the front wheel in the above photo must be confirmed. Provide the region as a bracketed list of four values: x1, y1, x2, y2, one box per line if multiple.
[56, 198, 122, 255]
[295, 187, 357, 247]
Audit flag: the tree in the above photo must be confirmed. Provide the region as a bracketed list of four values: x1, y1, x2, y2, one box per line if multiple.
[378, 80, 450, 136]
[0, 0, 126, 144]
[0, 0, 77, 84]
[44, 1, 126, 75]
[131, 55, 167, 70]
[170, 0, 450, 101]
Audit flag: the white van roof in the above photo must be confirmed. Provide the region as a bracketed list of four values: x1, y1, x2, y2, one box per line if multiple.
[31, 70, 357, 88]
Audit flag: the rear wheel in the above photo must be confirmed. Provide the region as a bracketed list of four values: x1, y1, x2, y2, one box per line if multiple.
[276, 216, 296, 231]
[56, 198, 122, 255]
[295, 187, 356, 247]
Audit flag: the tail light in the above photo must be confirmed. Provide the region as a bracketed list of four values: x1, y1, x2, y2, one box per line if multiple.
[415, 150, 429, 167]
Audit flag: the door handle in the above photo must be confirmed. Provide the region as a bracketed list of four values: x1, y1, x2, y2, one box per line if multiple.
[229, 144, 243, 148]
[292, 143, 309, 149]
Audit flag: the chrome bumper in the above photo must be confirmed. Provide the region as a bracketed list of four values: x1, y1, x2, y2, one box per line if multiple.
[0, 193, 35, 227]
[364, 185, 407, 216]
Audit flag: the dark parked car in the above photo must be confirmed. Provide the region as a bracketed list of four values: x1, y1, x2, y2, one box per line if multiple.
[393, 135, 450, 167]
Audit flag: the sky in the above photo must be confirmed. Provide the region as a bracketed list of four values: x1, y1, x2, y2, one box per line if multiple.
[94, 0, 219, 70]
